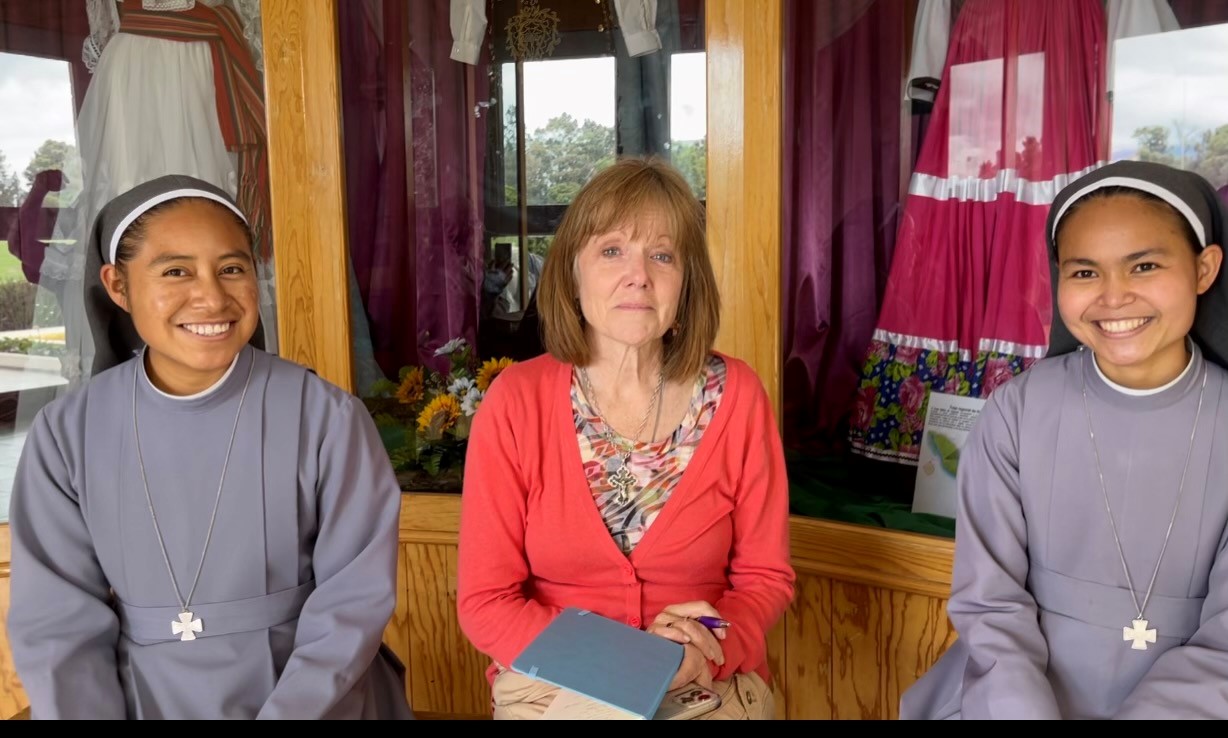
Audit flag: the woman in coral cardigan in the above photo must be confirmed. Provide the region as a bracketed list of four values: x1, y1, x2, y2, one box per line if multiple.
[457, 158, 795, 719]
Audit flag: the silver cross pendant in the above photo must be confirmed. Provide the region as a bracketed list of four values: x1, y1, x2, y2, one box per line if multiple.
[172, 611, 203, 642]
[1123, 618, 1156, 650]
[609, 463, 637, 505]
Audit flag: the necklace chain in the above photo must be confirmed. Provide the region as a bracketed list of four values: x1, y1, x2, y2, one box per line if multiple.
[132, 351, 256, 616]
[579, 367, 664, 456]
[578, 366, 664, 504]
[1079, 348, 1207, 622]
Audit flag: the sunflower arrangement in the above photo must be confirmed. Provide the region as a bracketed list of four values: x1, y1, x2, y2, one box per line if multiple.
[364, 338, 514, 485]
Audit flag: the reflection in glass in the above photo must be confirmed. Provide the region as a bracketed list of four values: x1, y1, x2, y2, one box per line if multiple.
[0, 51, 76, 523]
[339, 0, 706, 378]
[339, 0, 705, 490]
[946, 52, 1044, 179]
[0, 1, 273, 522]
[505, 58, 616, 206]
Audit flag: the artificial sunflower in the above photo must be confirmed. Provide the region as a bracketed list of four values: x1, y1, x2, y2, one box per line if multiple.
[396, 366, 425, 405]
[475, 357, 514, 392]
[417, 393, 462, 436]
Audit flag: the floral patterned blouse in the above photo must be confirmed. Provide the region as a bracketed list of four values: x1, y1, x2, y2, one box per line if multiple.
[572, 354, 727, 554]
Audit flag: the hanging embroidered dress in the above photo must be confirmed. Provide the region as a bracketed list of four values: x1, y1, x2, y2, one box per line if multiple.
[849, 0, 1108, 463]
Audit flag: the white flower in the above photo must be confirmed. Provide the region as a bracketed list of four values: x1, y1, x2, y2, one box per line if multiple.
[448, 377, 476, 396]
[434, 337, 468, 357]
[461, 387, 484, 416]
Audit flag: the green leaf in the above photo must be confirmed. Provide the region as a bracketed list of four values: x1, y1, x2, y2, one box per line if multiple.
[423, 450, 443, 476]
[930, 430, 957, 456]
[388, 443, 417, 471]
[923, 432, 962, 478]
[888, 361, 918, 383]
[376, 423, 407, 454]
[369, 378, 397, 397]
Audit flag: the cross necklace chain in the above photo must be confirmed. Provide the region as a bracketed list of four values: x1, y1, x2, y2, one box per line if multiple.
[1080, 348, 1207, 651]
[132, 353, 256, 642]
[579, 367, 664, 505]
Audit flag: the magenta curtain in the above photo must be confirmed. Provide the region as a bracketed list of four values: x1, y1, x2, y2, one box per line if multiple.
[782, 0, 904, 448]
[340, 0, 411, 373]
[340, 0, 487, 375]
[406, 0, 487, 371]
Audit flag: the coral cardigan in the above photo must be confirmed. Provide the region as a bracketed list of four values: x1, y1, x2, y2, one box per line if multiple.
[458, 353, 795, 683]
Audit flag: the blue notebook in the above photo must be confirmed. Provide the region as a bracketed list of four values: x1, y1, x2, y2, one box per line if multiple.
[511, 608, 685, 720]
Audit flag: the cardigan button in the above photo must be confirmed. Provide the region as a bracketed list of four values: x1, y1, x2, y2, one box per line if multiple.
[630, 617, 641, 627]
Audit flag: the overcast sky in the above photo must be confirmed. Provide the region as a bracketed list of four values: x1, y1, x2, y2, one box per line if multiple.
[1111, 24, 1228, 160]
[0, 52, 78, 175]
[503, 50, 706, 141]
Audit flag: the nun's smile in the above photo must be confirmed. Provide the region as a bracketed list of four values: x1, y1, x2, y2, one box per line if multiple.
[181, 321, 238, 339]
[117, 199, 260, 394]
[1092, 316, 1153, 338]
[1057, 195, 1215, 389]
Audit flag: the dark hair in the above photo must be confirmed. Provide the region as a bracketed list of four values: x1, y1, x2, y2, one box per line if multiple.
[1055, 186, 1202, 255]
[536, 157, 720, 381]
[114, 197, 254, 268]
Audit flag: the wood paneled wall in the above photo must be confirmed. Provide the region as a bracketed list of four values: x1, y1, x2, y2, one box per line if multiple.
[0, 525, 23, 720]
[392, 494, 956, 720]
[1, 496, 958, 721]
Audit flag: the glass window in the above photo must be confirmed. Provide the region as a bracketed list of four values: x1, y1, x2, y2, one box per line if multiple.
[782, 0, 1228, 533]
[1112, 23, 1228, 190]
[0, 51, 75, 523]
[339, 0, 706, 490]
[0, 1, 275, 523]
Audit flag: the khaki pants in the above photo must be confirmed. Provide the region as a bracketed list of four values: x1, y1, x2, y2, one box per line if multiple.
[491, 669, 775, 720]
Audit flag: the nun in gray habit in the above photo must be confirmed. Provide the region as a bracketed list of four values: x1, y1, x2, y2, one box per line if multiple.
[901, 161, 1228, 719]
[6, 175, 413, 719]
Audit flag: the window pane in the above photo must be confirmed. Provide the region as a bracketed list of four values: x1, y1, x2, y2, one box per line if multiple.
[338, 0, 706, 489]
[670, 51, 706, 199]
[0, 4, 275, 521]
[510, 57, 616, 206]
[782, 1, 1228, 533]
[1112, 23, 1228, 189]
[0, 52, 75, 522]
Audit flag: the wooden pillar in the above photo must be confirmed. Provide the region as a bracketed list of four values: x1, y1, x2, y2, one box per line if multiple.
[262, 0, 355, 392]
[706, 0, 784, 411]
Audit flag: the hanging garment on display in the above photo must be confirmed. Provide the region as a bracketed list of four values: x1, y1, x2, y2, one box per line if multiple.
[849, 0, 1109, 464]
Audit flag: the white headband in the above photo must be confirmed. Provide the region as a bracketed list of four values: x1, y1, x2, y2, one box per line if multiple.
[107, 188, 248, 265]
[1049, 175, 1208, 248]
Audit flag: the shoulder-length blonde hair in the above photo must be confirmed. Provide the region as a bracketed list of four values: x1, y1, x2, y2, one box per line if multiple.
[537, 157, 720, 381]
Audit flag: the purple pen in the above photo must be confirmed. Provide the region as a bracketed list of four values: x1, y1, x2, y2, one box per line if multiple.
[695, 616, 732, 630]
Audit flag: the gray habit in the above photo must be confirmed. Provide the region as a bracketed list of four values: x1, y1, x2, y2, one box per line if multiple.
[902, 345, 1228, 719]
[7, 346, 412, 719]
